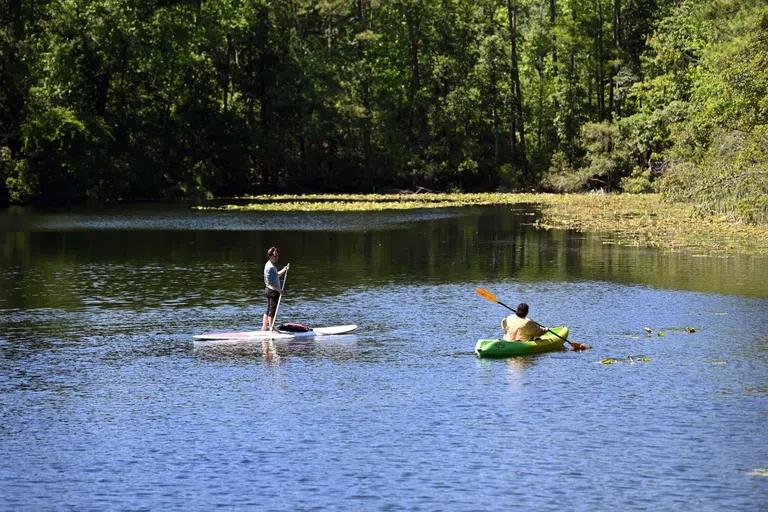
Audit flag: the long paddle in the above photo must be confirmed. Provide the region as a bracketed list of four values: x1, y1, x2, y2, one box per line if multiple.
[270, 265, 289, 334]
[475, 288, 590, 351]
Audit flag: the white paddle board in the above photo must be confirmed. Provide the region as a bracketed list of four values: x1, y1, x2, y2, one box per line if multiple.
[193, 324, 358, 341]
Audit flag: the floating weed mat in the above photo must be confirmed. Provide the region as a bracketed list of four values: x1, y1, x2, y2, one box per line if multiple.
[600, 358, 731, 365]
[531, 193, 768, 256]
[194, 193, 535, 212]
[600, 355, 651, 364]
[636, 327, 696, 337]
[195, 193, 768, 255]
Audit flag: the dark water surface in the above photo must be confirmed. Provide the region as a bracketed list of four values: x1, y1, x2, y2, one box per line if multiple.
[1, 204, 767, 511]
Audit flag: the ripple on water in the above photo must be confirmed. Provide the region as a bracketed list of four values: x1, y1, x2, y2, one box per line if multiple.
[1, 208, 767, 510]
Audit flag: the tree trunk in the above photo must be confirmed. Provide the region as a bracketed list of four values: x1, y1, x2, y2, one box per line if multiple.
[609, 0, 621, 118]
[595, 0, 605, 121]
[566, 46, 576, 160]
[223, 33, 232, 112]
[489, 37, 500, 167]
[550, 0, 557, 74]
[259, 51, 270, 187]
[245, 41, 255, 131]
[161, 57, 177, 177]
[0, 0, 24, 157]
[405, 6, 420, 145]
[507, 0, 528, 178]
[537, 8, 545, 148]
[355, 0, 373, 190]
[94, 70, 110, 117]
[299, 134, 307, 185]
[440, 0, 451, 162]
[551, 0, 558, 116]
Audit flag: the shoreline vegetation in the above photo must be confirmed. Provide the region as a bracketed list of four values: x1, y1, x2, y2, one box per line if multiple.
[195, 193, 768, 256]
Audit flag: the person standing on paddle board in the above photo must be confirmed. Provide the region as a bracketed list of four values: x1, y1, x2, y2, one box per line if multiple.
[502, 303, 548, 341]
[262, 247, 289, 331]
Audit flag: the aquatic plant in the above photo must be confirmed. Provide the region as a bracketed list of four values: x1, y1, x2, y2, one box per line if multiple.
[600, 356, 651, 364]
[195, 192, 768, 255]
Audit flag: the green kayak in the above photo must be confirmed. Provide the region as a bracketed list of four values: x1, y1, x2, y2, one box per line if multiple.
[475, 326, 569, 358]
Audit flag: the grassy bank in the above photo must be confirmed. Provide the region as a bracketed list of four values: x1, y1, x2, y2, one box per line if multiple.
[197, 193, 768, 256]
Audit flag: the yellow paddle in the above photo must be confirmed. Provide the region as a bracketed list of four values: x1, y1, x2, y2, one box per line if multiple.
[475, 288, 590, 351]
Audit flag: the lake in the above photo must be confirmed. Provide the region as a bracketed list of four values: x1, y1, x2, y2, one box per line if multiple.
[1, 203, 767, 511]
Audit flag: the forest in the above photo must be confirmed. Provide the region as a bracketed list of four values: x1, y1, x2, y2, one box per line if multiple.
[0, 0, 766, 223]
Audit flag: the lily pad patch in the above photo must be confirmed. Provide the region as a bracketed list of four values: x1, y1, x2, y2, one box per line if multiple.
[600, 356, 651, 364]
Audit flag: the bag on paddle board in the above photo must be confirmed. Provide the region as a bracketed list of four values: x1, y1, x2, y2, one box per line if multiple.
[277, 322, 311, 333]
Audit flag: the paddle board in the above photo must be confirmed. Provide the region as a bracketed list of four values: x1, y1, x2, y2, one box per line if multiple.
[193, 324, 358, 341]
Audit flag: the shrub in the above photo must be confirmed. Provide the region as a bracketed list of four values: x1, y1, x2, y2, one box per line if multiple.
[659, 128, 768, 224]
[498, 163, 523, 191]
[620, 167, 655, 194]
[0, 147, 11, 205]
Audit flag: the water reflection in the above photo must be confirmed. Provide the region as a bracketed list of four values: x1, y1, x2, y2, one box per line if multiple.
[0, 203, 461, 232]
[2, 206, 766, 307]
[504, 356, 538, 394]
[192, 336, 360, 365]
[504, 355, 538, 372]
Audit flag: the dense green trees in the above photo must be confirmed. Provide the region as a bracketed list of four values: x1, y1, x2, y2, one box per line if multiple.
[0, 0, 766, 222]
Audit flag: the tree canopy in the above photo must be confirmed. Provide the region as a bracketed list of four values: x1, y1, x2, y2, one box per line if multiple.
[1, 0, 766, 222]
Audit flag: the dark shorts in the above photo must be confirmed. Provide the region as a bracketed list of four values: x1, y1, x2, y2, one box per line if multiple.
[265, 288, 280, 317]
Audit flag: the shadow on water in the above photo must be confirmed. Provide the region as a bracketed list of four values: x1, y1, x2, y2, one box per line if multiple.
[192, 336, 360, 364]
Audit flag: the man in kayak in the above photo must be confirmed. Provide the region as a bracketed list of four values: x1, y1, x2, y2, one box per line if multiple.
[262, 247, 290, 331]
[502, 303, 549, 341]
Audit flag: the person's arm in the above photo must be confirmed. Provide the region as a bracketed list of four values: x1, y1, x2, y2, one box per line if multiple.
[534, 323, 549, 337]
[523, 318, 548, 339]
[278, 263, 290, 276]
[267, 267, 284, 294]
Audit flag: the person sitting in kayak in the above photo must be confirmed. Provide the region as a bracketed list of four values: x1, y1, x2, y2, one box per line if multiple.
[502, 303, 549, 341]
[262, 246, 290, 331]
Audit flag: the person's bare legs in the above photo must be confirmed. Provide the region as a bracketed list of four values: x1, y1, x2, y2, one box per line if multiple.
[262, 314, 273, 331]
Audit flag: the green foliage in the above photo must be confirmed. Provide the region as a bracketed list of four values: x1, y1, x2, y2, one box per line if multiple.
[0, 0, 764, 224]
[18, 107, 113, 202]
[498, 163, 523, 191]
[0, 147, 13, 205]
[659, 127, 768, 224]
[544, 121, 633, 192]
[624, 2, 768, 224]
[618, 102, 685, 169]
[640, 2, 712, 100]
[542, 151, 580, 192]
[5, 159, 38, 204]
[657, 6, 768, 225]
[620, 167, 654, 194]
[579, 122, 632, 191]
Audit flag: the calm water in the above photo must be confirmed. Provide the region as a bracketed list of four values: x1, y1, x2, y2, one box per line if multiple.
[1, 204, 767, 511]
